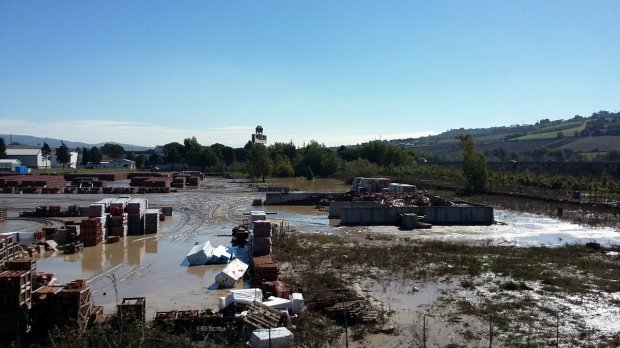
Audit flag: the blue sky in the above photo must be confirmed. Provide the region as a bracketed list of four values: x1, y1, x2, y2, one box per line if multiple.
[1, 1, 618, 148]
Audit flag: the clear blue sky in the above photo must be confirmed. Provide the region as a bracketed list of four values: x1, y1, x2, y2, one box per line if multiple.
[1, 1, 618, 148]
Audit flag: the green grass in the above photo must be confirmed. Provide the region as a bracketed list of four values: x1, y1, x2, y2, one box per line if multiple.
[516, 123, 586, 140]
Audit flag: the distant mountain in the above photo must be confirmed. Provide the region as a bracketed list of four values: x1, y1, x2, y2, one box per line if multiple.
[0, 134, 152, 152]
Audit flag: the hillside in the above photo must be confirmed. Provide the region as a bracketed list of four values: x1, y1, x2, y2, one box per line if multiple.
[0, 134, 151, 152]
[391, 111, 620, 161]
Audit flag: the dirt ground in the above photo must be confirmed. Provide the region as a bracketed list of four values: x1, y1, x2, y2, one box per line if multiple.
[1, 177, 619, 347]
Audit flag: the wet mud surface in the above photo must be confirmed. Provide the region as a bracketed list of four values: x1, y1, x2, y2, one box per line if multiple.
[1, 177, 619, 346]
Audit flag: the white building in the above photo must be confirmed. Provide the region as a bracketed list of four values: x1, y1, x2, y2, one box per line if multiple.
[6, 146, 79, 169]
[5, 148, 45, 168]
[0, 159, 22, 172]
[95, 159, 136, 170]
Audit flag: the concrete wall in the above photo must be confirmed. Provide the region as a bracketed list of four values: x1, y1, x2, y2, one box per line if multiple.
[265, 192, 326, 205]
[339, 206, 494, 226]
[328, 201, 378, 218]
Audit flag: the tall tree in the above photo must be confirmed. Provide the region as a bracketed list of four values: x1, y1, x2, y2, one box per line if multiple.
[221, 146, 236, 171]
[246, 144, 272, 182]
[148, 153, 162, 166]
[0, 138, 6, 159]
[163, 142, 184, 169]
[55, 142, 71, 169]
[81, 147, 89, 166]
[100, 143, 126, 159]
[135, 154, 145, 169]
[41, 142, 52, 168]
[183, 137, 203, 168]
[89, 146, 103, 165]
[459, 134, 488, 194]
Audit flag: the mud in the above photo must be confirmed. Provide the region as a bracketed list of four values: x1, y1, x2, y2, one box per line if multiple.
[1, 177, 618, 347]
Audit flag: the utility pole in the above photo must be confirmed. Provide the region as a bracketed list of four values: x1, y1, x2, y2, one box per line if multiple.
[489, 315, 494, 348]
[422, 314, 427, 348]
[342, 293, 349, 348]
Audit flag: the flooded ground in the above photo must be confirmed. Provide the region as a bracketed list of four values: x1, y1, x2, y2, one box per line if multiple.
[1, 177, 619, 346]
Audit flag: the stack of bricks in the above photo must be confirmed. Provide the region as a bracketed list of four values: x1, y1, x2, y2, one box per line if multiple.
[0, 269, 32, 310]
[81, 218, 103, 247]
[55, 280, 92, 331]
[127, 198, 147, 235]
[144, 209, 160, 234]
[108, 199, 128, 237]
[251, 220, 272, 256]
[252, 255, 278, 282]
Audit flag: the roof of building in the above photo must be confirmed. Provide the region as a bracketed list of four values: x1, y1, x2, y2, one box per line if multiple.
[0, 159, 22, 164]
[6, 148, 41, 156]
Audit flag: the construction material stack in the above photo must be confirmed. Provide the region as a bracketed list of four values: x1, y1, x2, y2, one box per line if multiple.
[251, 220, 272, 256]
[81, 218, 103, 247]
[127, 198, 147, 235]
[0, 208, 6, 223]
[171, 176, 186, 188]
[55, 279, 92, 331]
[232, 225, 249, 245]
[117, 297, 146, 325]
[0, 268, 32, 337]
[144, 209, 160, 234]
[1, 235, 20, 268]
[252, 255, 278, 283]
[108, 199, 128, 237]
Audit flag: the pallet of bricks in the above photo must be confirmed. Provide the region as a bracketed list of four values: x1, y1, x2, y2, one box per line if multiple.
[127, 198, 146, 235]
[0, 208, 6, 223]
[171, 175, 186, 188]
[251, 217, 272, 257]
[144, 209, 160, 234]
[108, 198, 129, 237]
[81, 203, 105, 247]
[252, 255, 278, 283]
[55, 279, 92, 331]
[0, 235, 21, 269]
[0, 260, 33, 337]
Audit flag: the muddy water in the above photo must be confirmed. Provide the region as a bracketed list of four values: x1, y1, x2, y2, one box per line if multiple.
[1, 177, 618, 322]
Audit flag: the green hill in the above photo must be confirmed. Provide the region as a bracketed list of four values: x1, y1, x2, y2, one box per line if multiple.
[391, 111, 620, 162]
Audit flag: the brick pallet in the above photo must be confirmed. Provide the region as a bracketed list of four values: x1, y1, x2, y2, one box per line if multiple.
[252, 236, 272, 256]
[252, 255, 278, 282]
[252, 220, 272, 238]
[144, 209, 160, 234]
[0, 270, 32, 309]
[81, 218, 104, 247]
[55, 280, 92, 330]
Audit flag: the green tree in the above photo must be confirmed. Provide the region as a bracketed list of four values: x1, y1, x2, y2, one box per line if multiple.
[163, 142, 184, 169]
[41, 142, 52, 168]
[100, 143, 126, 159]
[343, 158, 380, 178]
[459, 134, 488, 194]
[0, 138, 6, 159]
[199, 147, 219, 170]
[221, 146, 236, 171]
[246, 144, 272, 181]
[272, 154, 294, 177]
[135, 154, 145, 169]
[183, 137, 203, 168]
[149, 153, 162, 166]
[55, 141, 71, 169]
[81, 147, 89, 166]
[89, 146, 103, 165]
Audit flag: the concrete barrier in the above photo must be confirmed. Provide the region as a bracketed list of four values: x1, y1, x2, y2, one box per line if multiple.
[339, 206, 494, 226]
[328, 201, 378, 218]
[265, 192, 338, 205]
